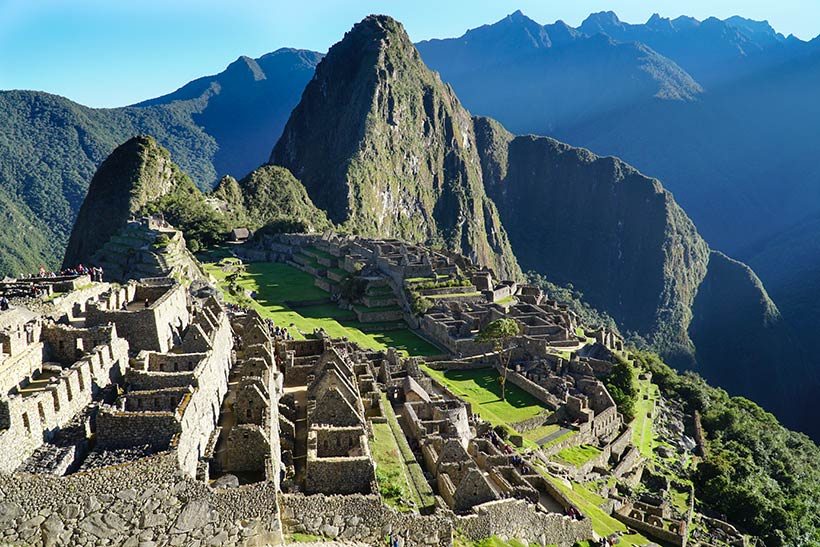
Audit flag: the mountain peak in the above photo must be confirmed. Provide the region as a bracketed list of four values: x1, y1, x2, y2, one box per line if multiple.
[271, 15, 522, 279]
[647, 13, 674, 30]
[580, 11, 623, 33]
[225, 55, 266, 82]
[62, 135, 188, 268]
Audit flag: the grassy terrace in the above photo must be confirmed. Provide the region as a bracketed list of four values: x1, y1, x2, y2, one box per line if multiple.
[554, 445, 602, 467]
[203, 260, 440, 357]
[421, 366, 547, 448]
[536, 468, 650, 546]
[371, 421, 421, 511]
[633, 369, 658, 457]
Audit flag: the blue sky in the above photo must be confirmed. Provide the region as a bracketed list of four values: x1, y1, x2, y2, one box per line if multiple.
[0, 0, 815, 108]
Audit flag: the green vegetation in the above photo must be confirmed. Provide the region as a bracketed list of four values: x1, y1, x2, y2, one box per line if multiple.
[554, 445, 602, 467]
[371, 422, 420, 511]
[453, 533, 542, 547]
[204, 260, 440, 357]
[631, 369, 657, 457]
[536, 470, 649, 546]
[421, 367, 545, 426]
[604, 356, 637, 422]
[526, 272, 618, 333]
[475, 318, 521, 401]
[635, 350, 820, 547]
[213, 165, 331, 233]
[381, 394, 436, 511]
[521, 423, 560, 443]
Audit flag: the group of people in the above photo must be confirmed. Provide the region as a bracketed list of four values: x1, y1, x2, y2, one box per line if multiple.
[565, 505, 583, 520]
[21, 264, 104, 282]
[596, 534, 618, 546]
[509, 454, 531, 475]
[265, 318, 293, 340]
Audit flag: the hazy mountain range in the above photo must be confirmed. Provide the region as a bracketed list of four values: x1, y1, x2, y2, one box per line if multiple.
[3, 11, 820, 439]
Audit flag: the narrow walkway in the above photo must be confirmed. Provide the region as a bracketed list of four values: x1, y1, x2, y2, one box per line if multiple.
[537, 426, 573, 446]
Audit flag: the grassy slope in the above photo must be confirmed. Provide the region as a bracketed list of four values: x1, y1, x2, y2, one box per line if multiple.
[632, 370, 658, 457]
[554, 445, 602, 467]
[204, 260, 440, 357]
[370, 421, 421, 511]
[421, 366, 547, 427]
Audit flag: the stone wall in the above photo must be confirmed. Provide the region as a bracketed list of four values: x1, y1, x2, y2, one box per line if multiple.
[0, 452, 282, 547]
[86, 281, 189, 353]
[613, 507, 685, 547]
[43, 324, 121, 367]
[457, 499, 592, 547]
[280, 493, 451, 547]
[0, 337, 128, 473]
[503, 367, 561, 410]
[174, 310, 233, 477]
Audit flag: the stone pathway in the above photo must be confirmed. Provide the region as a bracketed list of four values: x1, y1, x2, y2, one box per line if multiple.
[537, 426, 573, 446]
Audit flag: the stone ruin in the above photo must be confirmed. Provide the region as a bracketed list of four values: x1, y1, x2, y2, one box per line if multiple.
[0, 276, 285, 546]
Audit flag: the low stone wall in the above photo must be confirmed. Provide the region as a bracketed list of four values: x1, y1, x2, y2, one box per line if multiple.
[612, 447, 642, 479]
[281, 493, 451, 547]
[0, 452, 282, 547]
[510, 414, 550, 433]
[503, 368, 560, 410]
[457, 499, 591, 547]
[423, 360, 489, 371]
[613, 508, 685, 547]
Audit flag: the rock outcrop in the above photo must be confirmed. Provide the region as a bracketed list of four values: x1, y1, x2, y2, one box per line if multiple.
[62, 136, 188, 269]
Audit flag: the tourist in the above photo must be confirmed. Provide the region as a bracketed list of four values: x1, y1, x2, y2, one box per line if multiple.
[144, 298, 150, 308]
[0, 296, 9, 311]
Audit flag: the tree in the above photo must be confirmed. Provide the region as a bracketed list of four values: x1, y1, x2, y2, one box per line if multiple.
[476, 318, 520, 401]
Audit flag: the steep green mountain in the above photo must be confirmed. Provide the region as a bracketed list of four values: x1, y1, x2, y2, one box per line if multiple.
[270, 15, 521, 280]
[212, 165, 331, 231]
[62, 136, 195, 267]
[474, 118, 709, 355]
[0, 48, 320, 275]
[472, 116, 808, 436]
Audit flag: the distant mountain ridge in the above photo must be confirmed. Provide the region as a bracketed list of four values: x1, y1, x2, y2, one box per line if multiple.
[0, 48, 320, 275]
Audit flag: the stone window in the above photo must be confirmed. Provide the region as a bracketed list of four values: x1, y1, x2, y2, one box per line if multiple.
[77, 371, 85, 391]
[66, 382, 73, 401]
[51, 390, 60, 412]
[22, 412, 30, 435]
[37, 402, 46, 422]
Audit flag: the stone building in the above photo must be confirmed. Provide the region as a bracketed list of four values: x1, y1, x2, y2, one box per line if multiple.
[0, 277, 286, 546]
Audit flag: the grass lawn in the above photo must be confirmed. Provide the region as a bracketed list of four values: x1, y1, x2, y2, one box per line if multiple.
[421, 366, 548, 427]
[203, 261, 441, 357]
[554, 445, 603, 467]
[370, 422, 420, 512]
[537, 470, 650, 546]
[632, 371, 657, 457]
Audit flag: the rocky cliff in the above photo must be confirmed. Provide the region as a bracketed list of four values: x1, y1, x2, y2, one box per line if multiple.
[474, 117, 710, 357]
[473, 115, 805, 432]
[270, 15, 521, 280]
[62, 136, 190, 268]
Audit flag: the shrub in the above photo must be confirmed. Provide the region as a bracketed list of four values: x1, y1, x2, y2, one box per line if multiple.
[153, 234, 171, 248]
